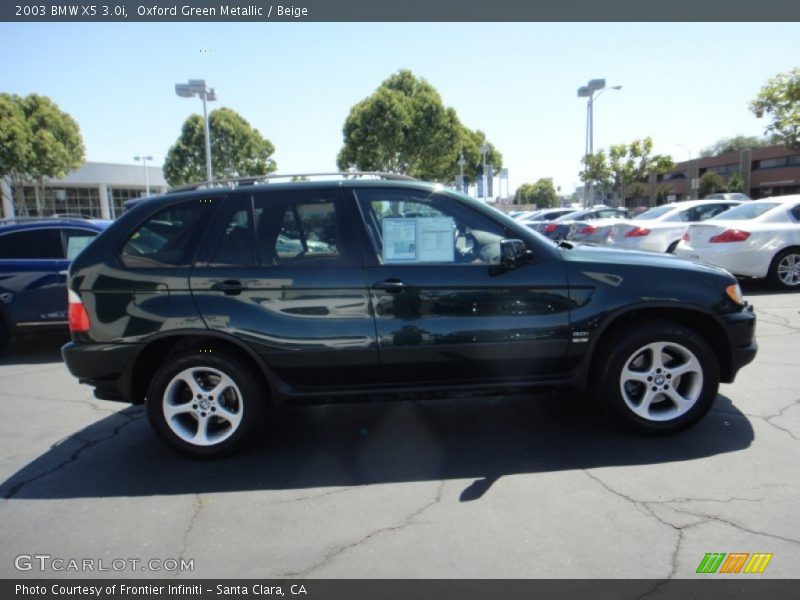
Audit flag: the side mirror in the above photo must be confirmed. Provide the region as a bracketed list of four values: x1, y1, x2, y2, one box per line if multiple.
[498, 239, 533, 270]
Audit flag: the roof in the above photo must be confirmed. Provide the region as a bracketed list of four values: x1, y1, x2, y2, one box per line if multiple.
[0, 218, 111, 232]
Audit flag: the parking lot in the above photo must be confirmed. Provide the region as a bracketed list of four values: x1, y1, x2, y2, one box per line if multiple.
[0, 282, 798, 580]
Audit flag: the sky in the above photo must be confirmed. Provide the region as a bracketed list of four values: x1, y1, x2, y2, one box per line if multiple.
[2, 22, 799, 194]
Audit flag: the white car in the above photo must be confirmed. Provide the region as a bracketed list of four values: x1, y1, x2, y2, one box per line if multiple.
[607, 199, 742, 254]
[675, 195, 800, 289]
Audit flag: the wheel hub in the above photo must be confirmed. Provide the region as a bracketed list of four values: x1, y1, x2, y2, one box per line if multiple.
[654, 373, 666, 386]
[198, 398, 212, 411]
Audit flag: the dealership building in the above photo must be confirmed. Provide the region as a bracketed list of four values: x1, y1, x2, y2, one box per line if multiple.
[655, 144, 800, 203]
[1, 161, 168, 220]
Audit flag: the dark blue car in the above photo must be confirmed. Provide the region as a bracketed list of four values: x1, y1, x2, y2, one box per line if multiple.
[0, 217, 111, 351]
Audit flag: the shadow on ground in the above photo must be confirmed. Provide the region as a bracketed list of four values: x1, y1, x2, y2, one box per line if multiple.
[0, 390, 753, 502]
[0, 332, 70, 366]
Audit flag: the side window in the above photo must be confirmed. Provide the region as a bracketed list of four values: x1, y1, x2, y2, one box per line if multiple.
[120, 199, 217, 268]
[211, 204, 255, 266]
[791, 205, 800, 222]
[0, 229, 63, 259]
[668, 209, 693, 222]
[253, 193, 345, 266]
[696, 203, 727, 221]
[63, 229, 99, 260]
[355, 189, 507, 265]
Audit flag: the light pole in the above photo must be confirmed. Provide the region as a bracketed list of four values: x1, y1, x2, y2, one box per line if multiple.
[133, 155, 153, 196]
[175, 79, 218, 182]
[458, 152, 466, 193]
[480, 144, 489, 202]
[577, 79, 621, 207]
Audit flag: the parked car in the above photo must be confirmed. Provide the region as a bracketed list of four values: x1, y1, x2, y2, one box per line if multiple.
[0, 217, 111, 351]
[675, 194, 800, 289]
[518, 208, 575, 225]
[62, 175, 756, 457]
[705, 193, 751, 201]
[537, 207, 630, 242]
[607, 200, 743, 254]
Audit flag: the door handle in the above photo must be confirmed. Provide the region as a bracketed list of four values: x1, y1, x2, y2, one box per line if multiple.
[372, 279, 407, 294]
[211, 280, 247, 296]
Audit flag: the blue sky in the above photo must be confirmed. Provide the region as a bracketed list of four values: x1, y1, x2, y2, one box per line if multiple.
[2, 22, 799, 193]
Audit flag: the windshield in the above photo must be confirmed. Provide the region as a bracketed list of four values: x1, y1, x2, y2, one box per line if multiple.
[634, 205, 674, 220]
[712, 202, 779, 220]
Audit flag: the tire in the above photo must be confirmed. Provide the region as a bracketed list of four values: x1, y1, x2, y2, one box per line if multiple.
[665, 240, 679, 254]
[768, 248, 800, 290]
[595, 319, 719, 433]
[146, 351, 266, 458]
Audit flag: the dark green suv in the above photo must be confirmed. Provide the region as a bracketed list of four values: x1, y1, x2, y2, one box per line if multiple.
[62, 174, 757, 457]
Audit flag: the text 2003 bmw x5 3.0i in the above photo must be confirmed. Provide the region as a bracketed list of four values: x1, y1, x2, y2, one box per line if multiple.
[61, 174, 757, 457]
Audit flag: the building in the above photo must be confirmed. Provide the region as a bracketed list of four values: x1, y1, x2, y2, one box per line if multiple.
[1, 161, 168, 220]
[654, 144, 800, 204]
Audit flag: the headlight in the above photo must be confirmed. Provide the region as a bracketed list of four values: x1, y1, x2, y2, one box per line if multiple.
[725, 283, 743, 304]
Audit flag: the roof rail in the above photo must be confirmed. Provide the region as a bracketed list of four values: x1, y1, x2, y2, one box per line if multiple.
[167, 171, 417, 194]
[0, 215, 95, 225]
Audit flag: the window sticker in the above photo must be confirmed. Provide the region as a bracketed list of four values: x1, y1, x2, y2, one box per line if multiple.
[66, 235, 94, 260]
[382, 217, 455, 263]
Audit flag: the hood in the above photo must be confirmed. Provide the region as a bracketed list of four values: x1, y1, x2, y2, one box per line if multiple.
[560, 242, 732, 278]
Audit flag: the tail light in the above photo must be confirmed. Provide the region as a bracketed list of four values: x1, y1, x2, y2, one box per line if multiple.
[543, 224, 558, 233]
[682, 231, 690, 241]
[68, 289, 91, 333]
[709, 229, 751, 243]
[578, 225, 597, 235]
[625, 227, 651, 237]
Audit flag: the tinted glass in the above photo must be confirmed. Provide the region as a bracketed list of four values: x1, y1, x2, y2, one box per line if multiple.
[712, 202, 779, 221]
[635, 205, 675, 220]
[120, 199, 216, 267]
[0, 229, 64, 259]
[355, 189, 506, 265]
[211, 205, 255, 266]
[63, 229, 99, 260]
[791, 205, 800, 222]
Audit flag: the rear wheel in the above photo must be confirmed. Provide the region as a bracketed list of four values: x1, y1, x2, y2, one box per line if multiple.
[146, 351, 266, 458]
[769, 249, 800, 290]
[595, 320, 719, 433]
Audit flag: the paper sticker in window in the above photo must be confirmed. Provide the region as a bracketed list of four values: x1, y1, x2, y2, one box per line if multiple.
[383, 218, 417, 262]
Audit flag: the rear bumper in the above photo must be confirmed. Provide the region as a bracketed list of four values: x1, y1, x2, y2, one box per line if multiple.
[61, 341, 141, 403]
[716, 304, 758, 383]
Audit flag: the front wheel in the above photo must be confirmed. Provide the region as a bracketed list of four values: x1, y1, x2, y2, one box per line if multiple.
[595, 320, 719, 433]
[146, 351, 266, 458]
[769, 249, 800, 290]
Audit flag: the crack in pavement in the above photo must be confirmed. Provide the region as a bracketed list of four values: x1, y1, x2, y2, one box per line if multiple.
[278, 480, 445, 577]
[666, 505, 800, 547]
[174, 493, 204, 578]
[269, 486, 359, 505]
[0, 408, 144, 501]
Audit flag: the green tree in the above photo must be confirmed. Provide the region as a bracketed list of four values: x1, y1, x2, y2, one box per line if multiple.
[656, 183, 673, 203]
[513, 178, 558, 207]
[0, 93, 85, 215]
[606, 138, 674, 203]
[579, 150, 612, 201]
[336, 70, 501, 182]
[164, 107, 276, 186]
[750, 68, 800, 150]
[726, 171, 746, 193]
[699, 135, 773, 157]
[699, 171, 726, 198]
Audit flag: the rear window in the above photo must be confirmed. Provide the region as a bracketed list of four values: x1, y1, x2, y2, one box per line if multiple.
[120, 199, 217, 268]
[712, 202, 779, 221]
[635, 205, 674, 220]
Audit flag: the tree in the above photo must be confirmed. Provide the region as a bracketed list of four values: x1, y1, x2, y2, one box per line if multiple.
[726, 171, 746, 194]
[579, 150, 612, 201]
[0, 93, 85, 215]
[656, 183, 673, 203]
[750, 68, 800, 150]
[336, 70, 501, 182]
[164, 107, 276, 186]
[513, 178, 558, 207]
[699, 171, 726, 198]
[699, 135, 773, 157]
[603, 138, 674, 203]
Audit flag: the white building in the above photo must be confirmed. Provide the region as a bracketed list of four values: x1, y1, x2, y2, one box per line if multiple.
[1, 161, 168, 220]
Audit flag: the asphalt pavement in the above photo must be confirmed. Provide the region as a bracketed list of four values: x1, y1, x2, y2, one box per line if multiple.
[0, 283, 798, 579]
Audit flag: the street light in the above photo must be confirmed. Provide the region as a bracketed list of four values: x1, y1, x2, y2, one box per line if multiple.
[577, 79, 621, 207]
[480, 144, 490, 202]
[133, 155, 153, 196]
[458, 152, 466, 193]
[175, 79, 218, 181]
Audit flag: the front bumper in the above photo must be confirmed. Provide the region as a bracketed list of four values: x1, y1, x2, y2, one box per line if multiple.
[716, 304, 757, 383]
[61, 341, 141, 403]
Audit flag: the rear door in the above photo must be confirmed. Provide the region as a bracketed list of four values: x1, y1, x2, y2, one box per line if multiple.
[351, 187, 572, 386]
[189, 189, 377, 391]
[0, 227, 69, 327]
